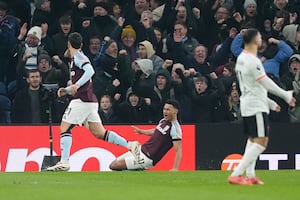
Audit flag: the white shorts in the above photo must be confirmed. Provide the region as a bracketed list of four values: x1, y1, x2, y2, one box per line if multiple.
[62, 99, 101, 125]
[117, 149, 153, 170]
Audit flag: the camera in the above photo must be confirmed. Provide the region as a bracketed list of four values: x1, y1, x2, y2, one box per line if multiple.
[43, 83, 59, 91]
[42, 83, 59, 102]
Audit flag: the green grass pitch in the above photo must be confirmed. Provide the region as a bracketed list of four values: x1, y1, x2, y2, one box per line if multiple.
[1, 170, 300, 200]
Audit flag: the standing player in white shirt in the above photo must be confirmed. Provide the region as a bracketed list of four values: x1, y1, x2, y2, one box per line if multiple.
[227, 28, 296, 185]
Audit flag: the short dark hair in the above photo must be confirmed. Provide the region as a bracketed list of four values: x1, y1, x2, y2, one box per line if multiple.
[68, 32, 82, 49]
[242, 28, 259, 45]
[59, 15, 72, 24]
[174, 21, 187, 29]
[165, 99, 180, 110]
[26, 69, 40, 78]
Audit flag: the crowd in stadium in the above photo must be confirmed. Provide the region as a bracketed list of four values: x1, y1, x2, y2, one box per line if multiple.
[0, 0, 300, 124]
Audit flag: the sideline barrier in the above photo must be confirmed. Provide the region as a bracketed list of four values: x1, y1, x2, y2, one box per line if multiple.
[0, 125, 195, 172]
[1, 123, 299, 172]
[196, 123, 300, 170]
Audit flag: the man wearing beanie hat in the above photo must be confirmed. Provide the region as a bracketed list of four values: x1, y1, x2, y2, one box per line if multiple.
[244, 0, 257, 10]
[12, 24, 54, 89]
[243, 0, 257, 19]
[281, 54, 300, 90]
[121, 25, 137, 40]
[138, 40, 164, 73]
[27, 26, 42, 42]
[37, 51, 69, 86]
[19, 26, 43, 71]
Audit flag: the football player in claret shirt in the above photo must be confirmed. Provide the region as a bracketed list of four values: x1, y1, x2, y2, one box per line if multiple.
[109, 99, 182, 171]
[46, 32, 139, 171]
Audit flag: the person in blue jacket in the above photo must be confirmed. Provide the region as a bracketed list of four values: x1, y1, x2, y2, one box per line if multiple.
[231, 30, 293, 79]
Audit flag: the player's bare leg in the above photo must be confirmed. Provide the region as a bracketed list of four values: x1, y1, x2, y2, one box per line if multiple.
[109, 159, 127, 171]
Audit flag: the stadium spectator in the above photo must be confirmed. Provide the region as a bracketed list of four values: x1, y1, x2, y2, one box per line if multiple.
[98, 94, 119, 124]
[70, 0, 90, 32]
[150, 0, 165, 23]
[227, 82, 241, 122]
[219, 61, 237, 93]
[32, 0, 58, 36]
[137, 40, 164, 73]
[281, 54, 300, 90]
[1, 0, 300, 125]
[111, 18, 138, 62]
[40, 22, 55, 56]
[202, 2, 237, 52]
[52, 15, 73, 64]
[0, 1, 20, 84]
[116, 89, 152, 123]
[131, 58, 155, 98]
[81, 2, 117, 43]
[122, 0, 156, 44]
[189, 27, 236, 77]
[282, 23, 300, 53]
[172, 3, 206, 45]
[85, 35, 101, 62]
[170, 63, 193, 123]
[110, 2, 122, 21]
[11, 69, 50, 123]
[92, 39, 131, 100]
[231, 32, 293, 79]
[177, 69, 226, 122]
[150, 68, 175, 123]
[38, 51, 69, 86]
[153, 27, 168, 59]
[166, 21, 199, 67]
[14, 25, 43, 89]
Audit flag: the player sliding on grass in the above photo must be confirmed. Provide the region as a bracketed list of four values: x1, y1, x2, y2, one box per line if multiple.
[109, 99, 182, 171]
[46, 32, 139, 171]
[228, 28, 296, 185]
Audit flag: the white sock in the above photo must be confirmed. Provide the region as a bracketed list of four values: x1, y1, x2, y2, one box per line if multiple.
[231, 143, 265, 177]
[245, 139, 256, 178]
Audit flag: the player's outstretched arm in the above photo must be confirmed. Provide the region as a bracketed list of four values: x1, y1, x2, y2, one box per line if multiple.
[131, 126, 155, 136]
[258, 75, 296, 106]
[170, 140, 182, 171]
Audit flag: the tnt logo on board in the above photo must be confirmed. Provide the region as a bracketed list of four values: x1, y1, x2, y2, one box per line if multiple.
[221, 154, 243, 171]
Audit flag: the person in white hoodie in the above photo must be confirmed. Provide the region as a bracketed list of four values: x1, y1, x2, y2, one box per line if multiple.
[137, 40, 164, 73]
[282, 24, 300, 53]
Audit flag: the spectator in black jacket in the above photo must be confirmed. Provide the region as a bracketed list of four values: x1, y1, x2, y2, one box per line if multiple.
[52, 15, 73, 65]
[11, 69, 51, 123]
[81, 2, 118, 43]
[98, 95, 119, 124]
[177, 69, 225, 122]
[116, 89, 152, 124]
[32, 0, 58, 36]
